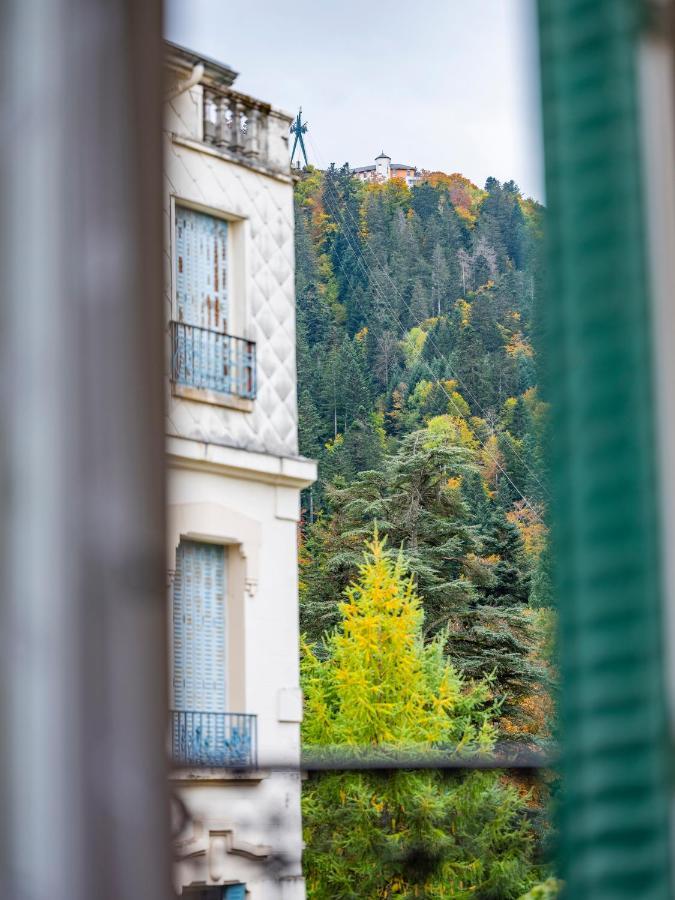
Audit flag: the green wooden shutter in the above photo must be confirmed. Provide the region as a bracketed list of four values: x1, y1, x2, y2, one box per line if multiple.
[537, 0, 672, 896]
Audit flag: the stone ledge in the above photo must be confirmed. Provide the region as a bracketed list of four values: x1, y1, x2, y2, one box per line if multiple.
[172, 382, 254, 413]
[170, 767, 269, 785]
[167, 434, 317, 489]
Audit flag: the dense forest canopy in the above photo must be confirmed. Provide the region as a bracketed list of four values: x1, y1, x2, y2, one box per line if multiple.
[295, 164, 552, 741]
[295, 164, 557, 896]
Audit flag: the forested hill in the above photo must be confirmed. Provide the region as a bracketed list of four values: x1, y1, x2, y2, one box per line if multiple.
[295, 164, 551, 738]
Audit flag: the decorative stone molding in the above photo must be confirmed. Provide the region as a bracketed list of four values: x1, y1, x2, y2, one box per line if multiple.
[166, 435, 317, 490]
[166, 500, 261, 577]
[174, 822, 272, 875]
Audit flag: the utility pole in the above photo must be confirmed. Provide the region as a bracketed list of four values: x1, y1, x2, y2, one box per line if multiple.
[290, 107, 309, 168]
[0, 3, 170, 900]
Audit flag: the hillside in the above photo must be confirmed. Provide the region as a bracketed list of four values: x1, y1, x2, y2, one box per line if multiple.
[295, 164, 551, 740]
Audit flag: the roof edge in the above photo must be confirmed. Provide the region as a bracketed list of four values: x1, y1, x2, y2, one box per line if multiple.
[164, 39, 239, 89]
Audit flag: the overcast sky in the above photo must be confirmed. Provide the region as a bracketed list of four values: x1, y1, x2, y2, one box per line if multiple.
[165, 0, 544, 201]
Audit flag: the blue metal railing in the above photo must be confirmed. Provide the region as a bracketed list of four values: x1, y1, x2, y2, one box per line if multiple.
[171, 322, 256, 400]
[171, 710, 257, 768]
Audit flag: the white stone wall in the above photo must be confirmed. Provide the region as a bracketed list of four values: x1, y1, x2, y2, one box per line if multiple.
[165, 80, 204, 143]
[172, 771, 305, 899]
[163, 61, 315, 900]
[164, 83, 299, 459]
[168, 459, 310, 899]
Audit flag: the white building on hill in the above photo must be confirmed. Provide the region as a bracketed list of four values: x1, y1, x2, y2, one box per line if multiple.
[352, 150, 420, 187]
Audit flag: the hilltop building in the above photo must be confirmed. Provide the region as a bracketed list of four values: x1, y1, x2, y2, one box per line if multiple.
[352, 151, 420, 187]
[164, 41, 316, 899]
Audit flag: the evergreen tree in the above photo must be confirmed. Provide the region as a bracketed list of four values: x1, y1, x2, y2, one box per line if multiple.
[322, 163, 367, 334]
[301, 428, 481, 636]
[411, 180, 440, 222]
[496, 431, 529, 507]
[431, 242, 450, 317]
[530, 542, 553, 609]
[482, 510, 530, 607]
[502, 180, 528, 269]
[301, 425, 545, 732]
[302, 537, 542, 899]
[410, 278, 431, 324]
[298, 388, 323, 459]
[422, 313, 456, 361]
[341, 415, 385, 480]
[294, 203, 334, 346]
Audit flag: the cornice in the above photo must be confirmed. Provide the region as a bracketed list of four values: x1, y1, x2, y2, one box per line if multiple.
[166, 435, 317, 490]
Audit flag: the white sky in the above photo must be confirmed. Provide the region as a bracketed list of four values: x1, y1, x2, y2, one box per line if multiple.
[165, 0, 545, 202]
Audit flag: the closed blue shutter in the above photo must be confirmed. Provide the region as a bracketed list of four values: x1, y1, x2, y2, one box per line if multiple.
[175, 206, 228, 332]
[174, 207, 230, 393]
[173, 540, 227, 712]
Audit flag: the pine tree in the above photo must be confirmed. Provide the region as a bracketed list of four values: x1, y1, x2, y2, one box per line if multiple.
[482, 510, 530, 607]
[496, 431, 529, 507]
[431, 242, 450, 316]
[301, 425, 545, 735]
[301, 428, 481, 635]
[295, 205, 333, 345]
[302, 537, 542, 899]
[411, 180, 440, 222]
[298, 388, 323, 459]
[530, 541, 553, 609]
[322, 163, 367, 334]
[502, 180, 529, 270]
[410, 278, 431, 324]
[294, 169, 544, 491]
[340, 415, 385, 481]
[373, 329, 401, 389]
[422, 313, 456, 361]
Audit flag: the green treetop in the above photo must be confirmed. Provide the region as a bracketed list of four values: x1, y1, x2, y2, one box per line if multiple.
[301, 536, 542, 898]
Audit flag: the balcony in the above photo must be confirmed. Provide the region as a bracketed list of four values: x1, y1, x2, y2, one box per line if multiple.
[166, 42, 293, 185]
[171, 321, 256, 405]
[171, 710, 257, 769]
[200, 86, 291, 177]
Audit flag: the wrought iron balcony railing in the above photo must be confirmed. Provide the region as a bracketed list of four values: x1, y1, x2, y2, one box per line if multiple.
[171, 322, 256, 400]
[171, 710, 257, 769]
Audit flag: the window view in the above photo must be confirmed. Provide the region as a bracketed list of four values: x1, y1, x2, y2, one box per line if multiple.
[3, 2, 675, 900]
[164, 2, 554, 897]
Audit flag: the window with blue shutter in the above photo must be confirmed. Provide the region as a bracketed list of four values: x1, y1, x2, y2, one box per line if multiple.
[172, 205, 250, 397]
[175, 205, 229, 332]
[172, 539, 227, 713]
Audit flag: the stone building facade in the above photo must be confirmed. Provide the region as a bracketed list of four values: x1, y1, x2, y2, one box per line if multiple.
[352, 150, 420, 187]
[163, 41, 315, 900]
